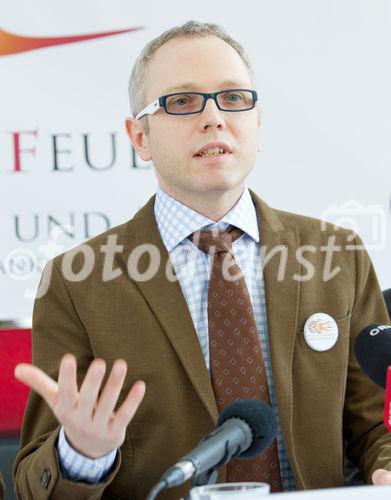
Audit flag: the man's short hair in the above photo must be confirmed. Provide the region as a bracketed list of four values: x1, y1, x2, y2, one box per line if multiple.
[128, 20, 256, 134]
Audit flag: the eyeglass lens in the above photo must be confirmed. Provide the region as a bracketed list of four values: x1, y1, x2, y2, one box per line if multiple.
[165, 90, 255, 114]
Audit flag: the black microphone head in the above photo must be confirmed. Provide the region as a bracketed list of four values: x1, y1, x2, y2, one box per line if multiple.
[217, 399, 277, 458]
[354, 323, 391, 388]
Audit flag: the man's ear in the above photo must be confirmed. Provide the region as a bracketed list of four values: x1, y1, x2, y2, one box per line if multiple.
[257, 107, 262, 152]
[125, 117, 152, 161]
[257, 107, 262, 124]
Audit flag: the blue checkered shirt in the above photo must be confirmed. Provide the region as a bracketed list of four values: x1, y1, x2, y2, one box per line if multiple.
[57, 184, 295, 490]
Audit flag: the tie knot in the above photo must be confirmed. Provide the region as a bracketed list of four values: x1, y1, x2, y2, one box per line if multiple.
[188, 225, 243, 255]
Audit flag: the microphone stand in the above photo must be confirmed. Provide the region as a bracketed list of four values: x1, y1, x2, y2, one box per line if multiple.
[192, 467, 219, 488]
[183, 444, 232, 500]
[183, 470, 218, 500]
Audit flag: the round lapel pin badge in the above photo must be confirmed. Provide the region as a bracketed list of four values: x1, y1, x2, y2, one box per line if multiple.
[304, 312, 339, 352]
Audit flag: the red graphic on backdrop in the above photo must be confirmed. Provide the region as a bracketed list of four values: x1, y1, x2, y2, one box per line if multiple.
[0, 26, 143, 56]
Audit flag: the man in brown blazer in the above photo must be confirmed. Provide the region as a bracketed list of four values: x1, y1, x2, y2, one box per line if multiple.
[13, 20, 391, 500]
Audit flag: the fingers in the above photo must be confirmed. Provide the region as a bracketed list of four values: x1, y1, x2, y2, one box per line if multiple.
[14, 363, 59, 409]
[372, 468, 391, 485]
[93, 360, 127, 426]
[77, 358, 106, 420]
[110, 380, 146, 434]
[57, 354, 79, 415]
[15, 356, 146, 449]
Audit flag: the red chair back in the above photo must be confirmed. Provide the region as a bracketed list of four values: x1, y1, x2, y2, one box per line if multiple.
[0, 329, 31, 437]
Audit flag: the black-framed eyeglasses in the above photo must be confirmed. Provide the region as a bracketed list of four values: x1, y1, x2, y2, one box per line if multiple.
[135, 89, 258, 119]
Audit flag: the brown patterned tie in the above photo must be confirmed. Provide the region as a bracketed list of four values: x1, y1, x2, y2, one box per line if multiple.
[189, 225, 283, 492]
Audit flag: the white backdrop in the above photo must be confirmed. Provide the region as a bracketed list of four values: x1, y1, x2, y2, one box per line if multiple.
[1, 0, 390, 321]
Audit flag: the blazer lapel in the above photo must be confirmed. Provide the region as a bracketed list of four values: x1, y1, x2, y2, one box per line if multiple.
[250, 190, 302, 485]
[119, 195, 218, 423]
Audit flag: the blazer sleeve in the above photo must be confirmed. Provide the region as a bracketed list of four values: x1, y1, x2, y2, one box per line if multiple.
[343, 234, 391, 482]
[0, 470, 5, 500]
[13, 260, 121, 500]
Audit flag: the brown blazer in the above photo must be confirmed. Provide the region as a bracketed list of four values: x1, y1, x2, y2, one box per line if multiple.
[13, 190, 391, 499]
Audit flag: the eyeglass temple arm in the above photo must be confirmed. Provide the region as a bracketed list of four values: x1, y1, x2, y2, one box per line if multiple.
[135, 99, 161, 120]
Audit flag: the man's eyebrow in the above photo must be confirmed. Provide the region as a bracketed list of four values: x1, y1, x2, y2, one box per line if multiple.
[161, 80, 249, 94]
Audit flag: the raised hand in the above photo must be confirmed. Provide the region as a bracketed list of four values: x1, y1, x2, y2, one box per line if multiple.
[14, 353, 145, 458]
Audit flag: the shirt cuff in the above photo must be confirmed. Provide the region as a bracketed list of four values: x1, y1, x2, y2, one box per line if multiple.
[57, 426, 117, 484]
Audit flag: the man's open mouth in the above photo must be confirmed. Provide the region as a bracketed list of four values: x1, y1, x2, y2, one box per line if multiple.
[195, 147, 230, 158]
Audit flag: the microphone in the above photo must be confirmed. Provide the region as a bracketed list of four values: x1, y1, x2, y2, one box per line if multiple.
[354, 323, 391, 430]
[147, 399, 276, 500]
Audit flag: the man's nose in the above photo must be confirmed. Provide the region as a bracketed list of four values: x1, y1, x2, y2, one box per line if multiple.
[198, 97, 226, 129]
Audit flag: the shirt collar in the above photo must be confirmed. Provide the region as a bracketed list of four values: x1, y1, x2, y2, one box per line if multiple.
[154, 184, 260, 252]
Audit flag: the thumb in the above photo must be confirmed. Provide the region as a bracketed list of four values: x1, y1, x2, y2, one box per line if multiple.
[372, 468, 391, 485]
[14, 363, 59, 408]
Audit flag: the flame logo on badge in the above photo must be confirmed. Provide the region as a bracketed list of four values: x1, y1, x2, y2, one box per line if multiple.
[0, 26, 143, 57]
[308, 319, 332, 334]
